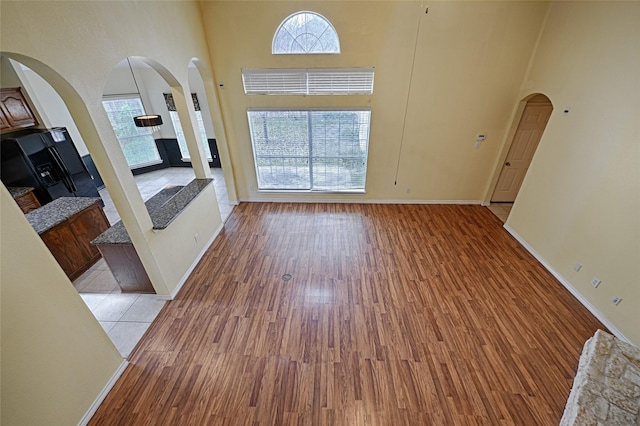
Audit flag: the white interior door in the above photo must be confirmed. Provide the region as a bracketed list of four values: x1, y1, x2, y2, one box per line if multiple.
[492, 102, 552, 202]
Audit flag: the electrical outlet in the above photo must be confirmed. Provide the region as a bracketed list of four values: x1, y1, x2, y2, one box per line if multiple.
[248, 184, 254, 191]
[591, 277, 601, 288]
[406, 188, 411, 194]
[573, 263, 582, 272]
[194, 233, 199, 243]
[611, 296, 622, 305]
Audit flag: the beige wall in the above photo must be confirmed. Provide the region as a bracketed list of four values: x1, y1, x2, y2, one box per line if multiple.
[19, 63, 92, 156]
[0, 1, 223, 423]
[201, 1, 550, 201]
[506, 1, 640, 345]
[103, 62, 217, 141]
[1, 187, 123, 425]
[0, 56, 22, 87]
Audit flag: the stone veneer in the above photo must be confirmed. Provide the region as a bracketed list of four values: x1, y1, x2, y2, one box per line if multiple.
[561, 329, 640, 425]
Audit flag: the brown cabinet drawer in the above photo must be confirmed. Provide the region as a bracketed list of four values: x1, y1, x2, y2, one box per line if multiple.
[14, 191, 41, 213]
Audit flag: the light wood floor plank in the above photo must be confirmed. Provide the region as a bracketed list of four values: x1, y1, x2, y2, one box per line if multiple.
[90, 203, 604, 425]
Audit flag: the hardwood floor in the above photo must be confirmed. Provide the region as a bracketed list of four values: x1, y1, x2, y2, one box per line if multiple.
[90, 203, 604, 425]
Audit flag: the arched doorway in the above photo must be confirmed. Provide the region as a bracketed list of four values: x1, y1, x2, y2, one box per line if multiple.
[0, 53, 160, 357]
[188, 58, 238, 205]
[0, 53, 207, 356]
[99, 57, 197, 223]
[186, 58, 236, 220]
[492, 94, 553, 203]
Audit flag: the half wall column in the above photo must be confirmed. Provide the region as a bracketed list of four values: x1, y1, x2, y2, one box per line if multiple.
[170, 86, 211, 179]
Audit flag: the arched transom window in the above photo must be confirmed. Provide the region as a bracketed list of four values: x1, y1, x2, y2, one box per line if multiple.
[272, 11, 340, 54]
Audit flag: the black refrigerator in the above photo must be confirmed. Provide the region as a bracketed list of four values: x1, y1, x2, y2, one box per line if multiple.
[1, 127, 101, 205]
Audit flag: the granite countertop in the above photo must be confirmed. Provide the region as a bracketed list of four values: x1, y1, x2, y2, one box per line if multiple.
[92, 179, 213, 245]
[26, 197, 101, 235]
[150, 179, 213, 230]
[8, 186, 36, 198]
[91, 185, 183, 245]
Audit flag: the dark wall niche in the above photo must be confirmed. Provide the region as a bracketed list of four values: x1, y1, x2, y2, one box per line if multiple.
[155, 138, 221, 168]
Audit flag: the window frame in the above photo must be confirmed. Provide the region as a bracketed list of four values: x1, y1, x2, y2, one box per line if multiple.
[167, 110, 212, 161]
[101, 95, 163, 169]
[272, 11, 341, 55]
[247, 107, 371, 193]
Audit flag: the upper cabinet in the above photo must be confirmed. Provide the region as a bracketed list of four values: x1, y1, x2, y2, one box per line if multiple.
[0, 87, 38, 132]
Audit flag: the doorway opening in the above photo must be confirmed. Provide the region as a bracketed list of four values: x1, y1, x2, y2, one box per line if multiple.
[488, 93, 553, 222]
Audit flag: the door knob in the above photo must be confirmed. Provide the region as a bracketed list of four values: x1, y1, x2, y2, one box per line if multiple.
[505, 162, 511, 167]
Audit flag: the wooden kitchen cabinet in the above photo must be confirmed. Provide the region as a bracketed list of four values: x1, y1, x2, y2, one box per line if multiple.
[0, 106, 10, 129]
[0, 87, 38, 132]
[40, 202, 110, 281]
[14, 189, 41, 213]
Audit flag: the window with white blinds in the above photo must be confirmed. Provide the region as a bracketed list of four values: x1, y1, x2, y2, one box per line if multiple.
[242, 68, 374, 95]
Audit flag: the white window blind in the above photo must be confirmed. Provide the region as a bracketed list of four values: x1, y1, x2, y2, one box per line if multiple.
[307, 69, 374, 95]
[242, 68, 374, 95]
[242, 69, 307, 95]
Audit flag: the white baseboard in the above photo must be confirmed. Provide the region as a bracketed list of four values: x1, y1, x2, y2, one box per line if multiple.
[158, 222, 224, 301]
[78, 360, 129, 426]
[503, 224, 630, 344]
[238, 197, 483, 205]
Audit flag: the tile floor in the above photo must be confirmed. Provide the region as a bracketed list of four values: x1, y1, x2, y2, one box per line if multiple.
[74, 166, 232, 357]
[486, 202, 513, 223]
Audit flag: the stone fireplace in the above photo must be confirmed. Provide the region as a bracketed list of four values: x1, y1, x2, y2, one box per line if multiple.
[561, 330, 640, 425]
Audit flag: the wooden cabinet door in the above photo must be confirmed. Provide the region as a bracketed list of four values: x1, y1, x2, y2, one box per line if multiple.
[14, 191, 41, 213]
[68, 203, 110, 261]
[41, 223, 88, 279]
[0, 107, 11, 130]
[39, 202, 110, 281]
[0, 87, 38, 130]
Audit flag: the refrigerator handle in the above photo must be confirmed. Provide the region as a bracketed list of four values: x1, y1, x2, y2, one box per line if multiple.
[47, 146, 77, 193]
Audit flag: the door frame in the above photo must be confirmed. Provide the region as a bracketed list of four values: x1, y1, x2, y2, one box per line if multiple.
[482, 92, 553, 206]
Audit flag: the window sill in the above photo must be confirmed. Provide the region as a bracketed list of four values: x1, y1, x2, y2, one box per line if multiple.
[181, 158, 214, 163]
[130, 159, 163, 170]
[257, 189, 366, 195]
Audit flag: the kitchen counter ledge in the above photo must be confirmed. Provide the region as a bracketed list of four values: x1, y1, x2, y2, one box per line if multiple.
[26, 197, 101, 235]
[8, 186, 36, 198]
[150, 178, 213, 230]
[92, 178, 213, 245]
